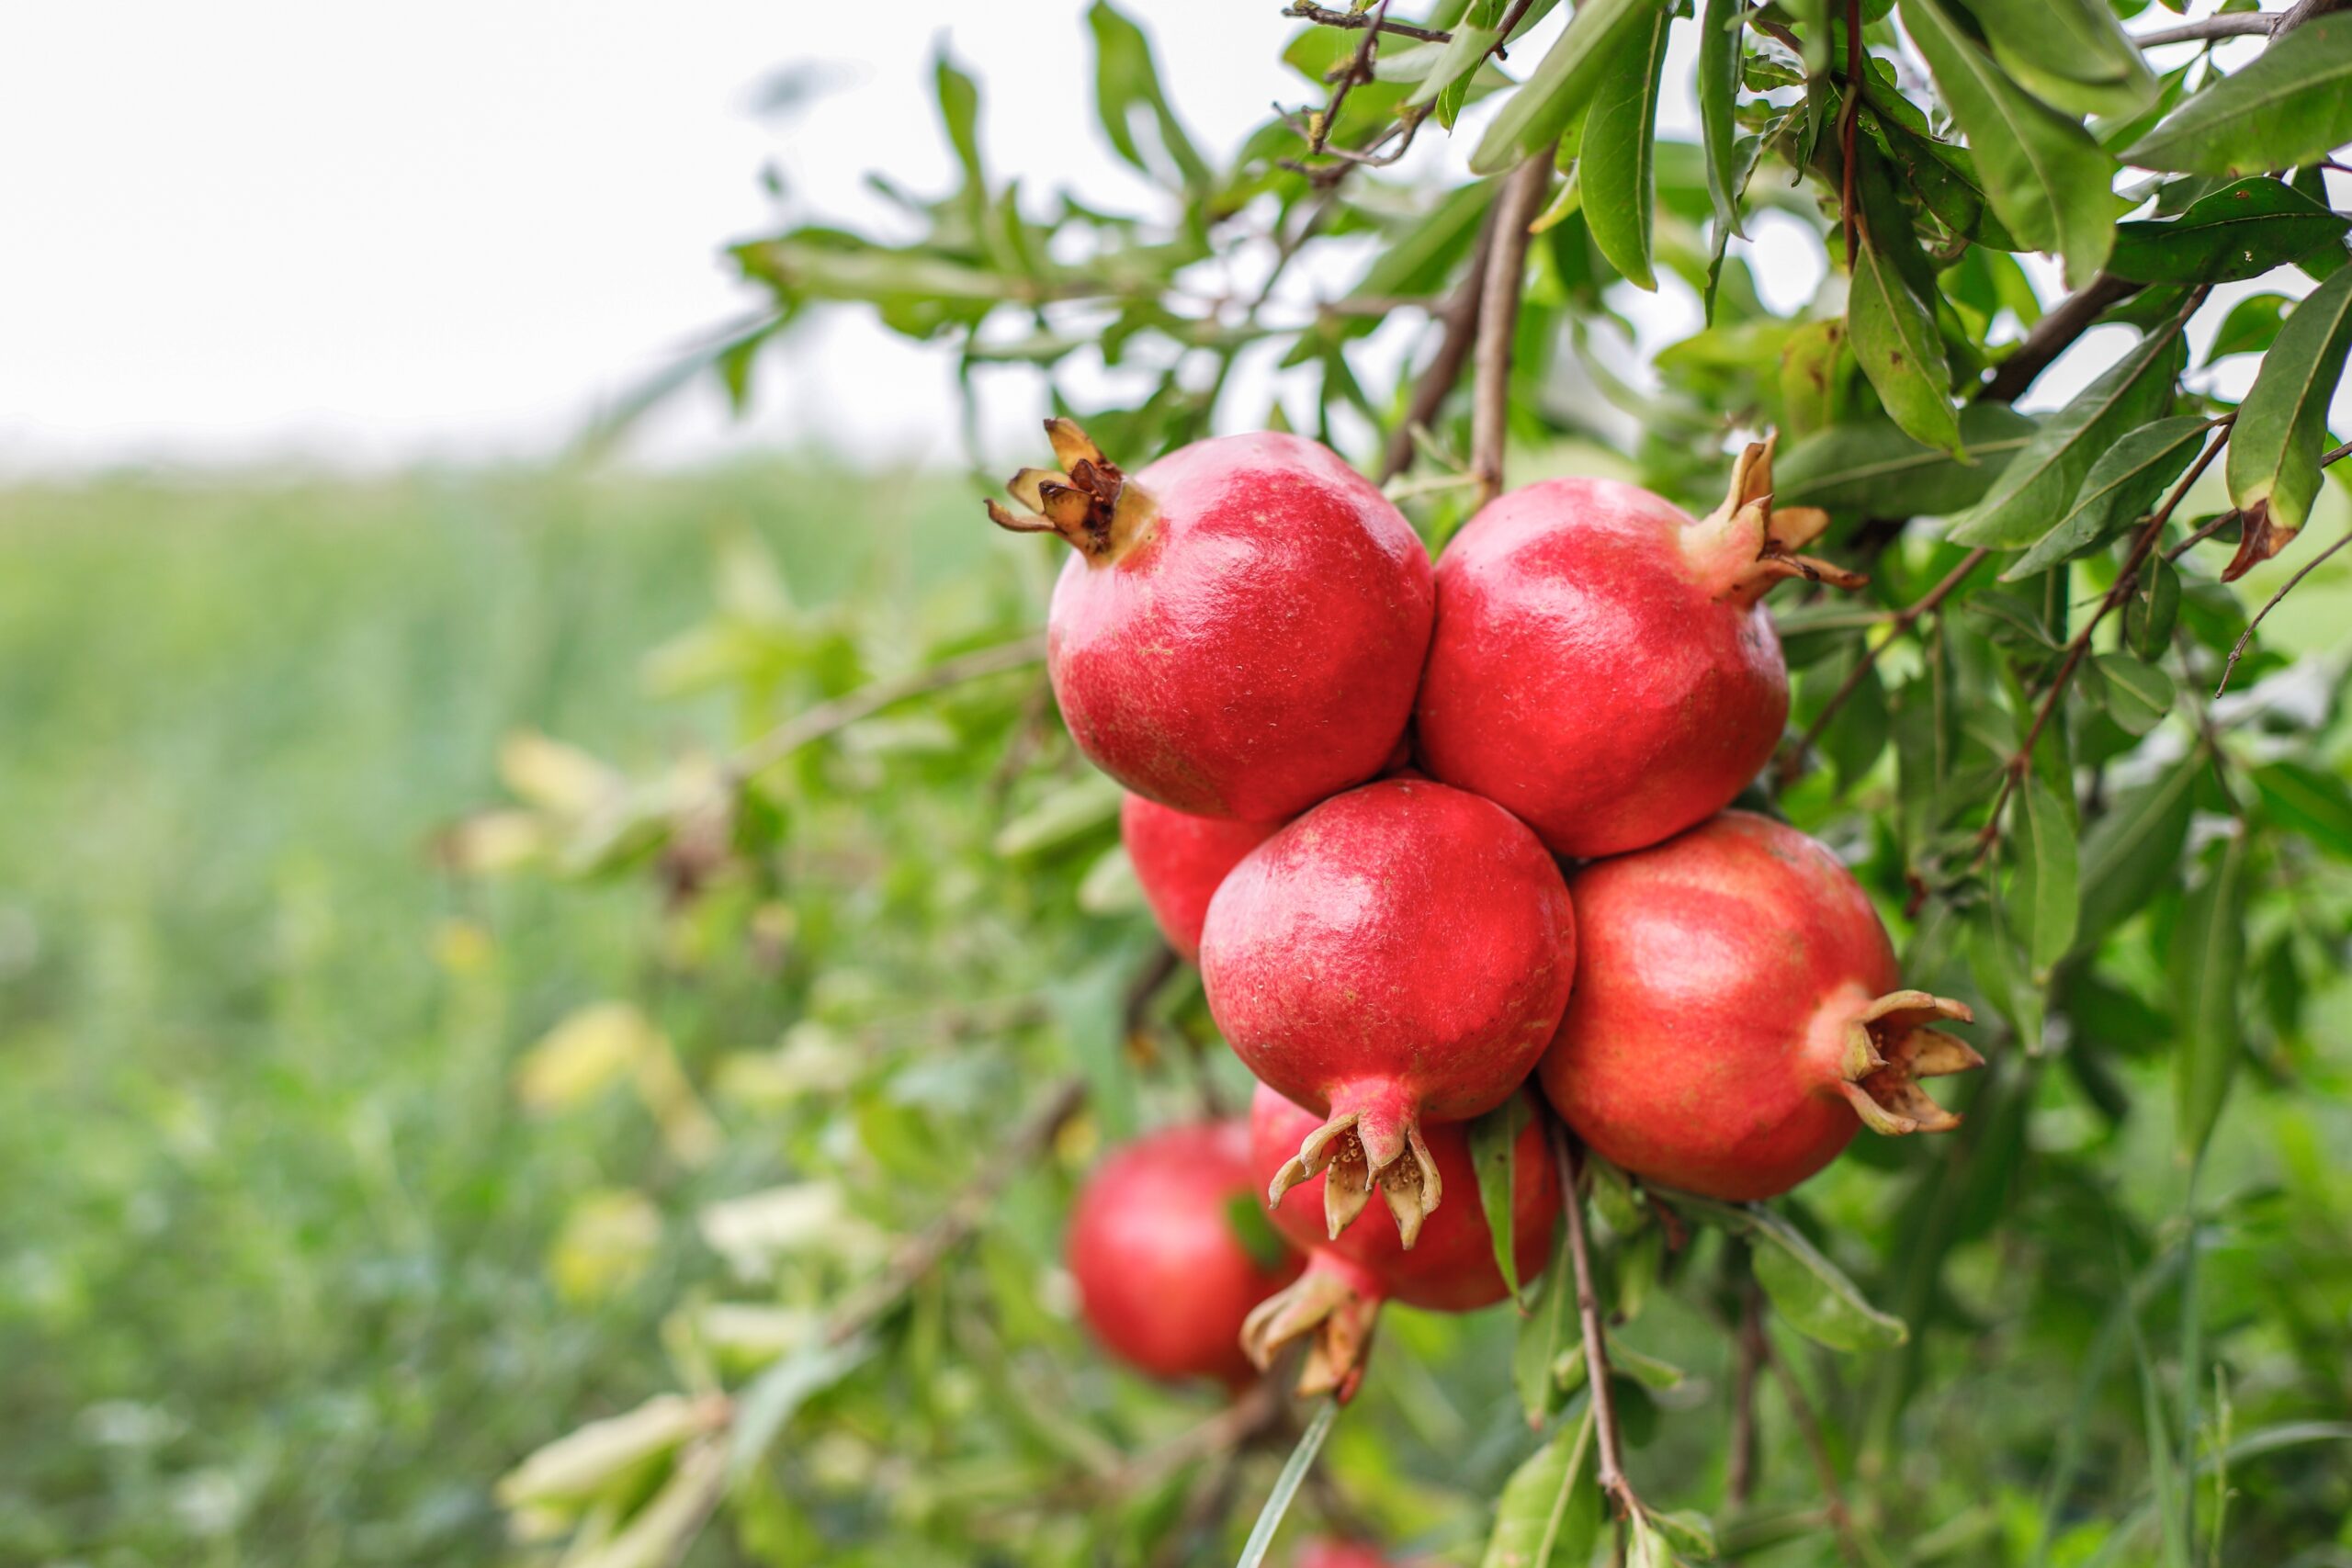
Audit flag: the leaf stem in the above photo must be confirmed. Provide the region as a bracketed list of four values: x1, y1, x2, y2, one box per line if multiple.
[2215, 528, 2352, 695]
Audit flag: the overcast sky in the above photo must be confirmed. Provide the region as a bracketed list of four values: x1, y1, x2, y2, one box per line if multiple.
[0, 2, 2324, 476]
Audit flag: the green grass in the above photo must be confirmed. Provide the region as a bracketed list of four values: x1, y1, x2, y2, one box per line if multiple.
[0, 463, 970, 1566]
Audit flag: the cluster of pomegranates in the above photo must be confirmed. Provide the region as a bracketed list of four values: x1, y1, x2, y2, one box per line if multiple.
[995, 422, 1981, 1412]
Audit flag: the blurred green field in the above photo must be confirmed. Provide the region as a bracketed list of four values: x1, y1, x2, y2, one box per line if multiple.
[0, 464, 976, 1566]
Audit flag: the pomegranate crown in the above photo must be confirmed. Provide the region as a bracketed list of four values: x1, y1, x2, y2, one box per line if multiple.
[1238, 1258, 1382, 1403]
[1836, 989, 1984, 1135]
[984, 418, 1158, 562]
[1685, 434, 1868, 609]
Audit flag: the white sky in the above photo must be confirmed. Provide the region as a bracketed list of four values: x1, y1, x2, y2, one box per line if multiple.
[0, 2, 2330, 476]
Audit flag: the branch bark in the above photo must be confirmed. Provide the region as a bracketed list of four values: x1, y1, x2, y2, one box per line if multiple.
[1776, 548, 1987, 785]
[1550, 1118, 1644, 1522]
[1379, 203, 1500, 483]
[1975, 274, 2141, 405]
[1283, 1, 1453, 43]
[1471, 153, 1555, 511]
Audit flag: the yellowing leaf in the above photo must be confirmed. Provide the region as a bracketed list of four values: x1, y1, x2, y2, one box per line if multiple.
[515, 1001, 657, 1113]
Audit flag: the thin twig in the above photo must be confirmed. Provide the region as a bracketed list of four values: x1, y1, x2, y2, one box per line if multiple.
[1550, 1119, 1644, 1523]
[1976, 275, 2141, 404]
[1726, 1283, 1765, 1513]
[2134, 12, 2275, 45]
[1758, 1335, 1871, 1566]
[1379, 201, 1500, 482]
[2166, 443, 2352, 564]
[1776, 548, 1988, 786]
[1975, 412, 2231, 859]
[732, 633, 1048, 784]
[1283, 1, 1453, 43]
[2216, 530, 2352, 695]
[1313, 0, 1391, 154]
[825, 1075, 1088, 1346]
[1471, 153, 1554, 510]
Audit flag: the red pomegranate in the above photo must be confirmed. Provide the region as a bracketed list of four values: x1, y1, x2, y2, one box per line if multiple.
[1066, 1121, 1302, 1386]
[988, 421, 1433, 822]
[1120, 793, 1280, 964]
[1243, 1084, 1556, 1401]
[1415, 439, 1863, 860]
[1538, 811, 1979, 1201]
[1199, 778, 1576, 1246]
[1295, 1540, 1396, 1568]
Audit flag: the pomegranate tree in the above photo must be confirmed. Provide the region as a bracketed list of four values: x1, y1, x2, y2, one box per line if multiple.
[1538, 811, 1980, 1201]
[1065, 1120, 1300, 1386]
[1241, 1085, 1556, 1402]
[989, 421, 1433, 822]
[1200, 778, 1576, 1245]
[1415, 440, 1862, 859]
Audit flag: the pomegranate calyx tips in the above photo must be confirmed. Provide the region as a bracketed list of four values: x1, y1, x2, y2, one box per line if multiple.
[1267, 1102, 1444, 1248]
[1835, 989, 1981, 1137]
[1239, 1263, 1382, 1403]
[1687, 434, 1866, 608]
[984, 418, 1158, 561]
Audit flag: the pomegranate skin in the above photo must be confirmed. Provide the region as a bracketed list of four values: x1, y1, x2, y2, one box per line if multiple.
[1120, 793, 1280, 964]
[1243, 1084, 1556, 1399]
[1044, 432, 1434, 821]
[1538, 812, 1978, 1201]
[1295, 1541, 1396, 1568]
[1200, 778, 1576, 1245]
[1066, 1122, 1302, 1386]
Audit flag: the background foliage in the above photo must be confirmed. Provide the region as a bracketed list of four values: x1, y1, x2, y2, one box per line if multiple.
[8, 0, 2352, 1565]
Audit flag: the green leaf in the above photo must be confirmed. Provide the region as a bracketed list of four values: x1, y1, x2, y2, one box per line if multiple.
[2251, 761, 2352, 858]
[2123, 554, 2184, 660]
[2225, 265, 2352, 553]
[2171, 832, 2249, 1163]
[1411, 0, 1562, 117]
[1236, 1398, 1340, 1568]
[1470, 0, 1661, 175]
[1580, 5, 1672, 289]
[1679, 1198, 1909, 1351]
[2093, 653, 2175, 734]
[1552, 1337, 1688, 1393]
[2109, 178, 2352, 286]
[1698, 0, 1747, 244]
[1849, 192, 1962, 454]
[1515, 1220, 1577, 1423]
[1470, 1096, 1532, 1304]
[2001, 416, 2211, 579]
[1902, 0, 2122, 286]
[2009, 774, 2080, 976]
[1778, 320, 1849, 440]
[1774, 404, 2037, 513]
[1952, 310, 2190, 548]
[933, 48, 987, 199]
[2206, 292, 2291, 361]
[1958, 0, 2158, 118]
[2124, 15, 2352, 175]
[728, 1337, 873, 1480]
[2076, 750, 2200, 949]
[1087, 2, 1209, 191]
[1481, 1405, 1600, 1568]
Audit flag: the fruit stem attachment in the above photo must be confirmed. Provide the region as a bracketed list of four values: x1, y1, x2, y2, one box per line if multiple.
[1265, 1088, 1443, 1247]
[1684, 435, 1868, 609]
[1238, 1256, 1385, 1403]
[984, 418, 1158, 564]
[1830, 989, 1982, 1135]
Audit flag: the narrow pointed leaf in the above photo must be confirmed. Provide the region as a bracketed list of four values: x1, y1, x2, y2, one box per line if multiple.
[2250, 761, 2352, 859]
[1481, 1405, 1600, 1568]
[1678, 1197, 1908, 1351]
[1698, 0, 1746, 243]
[1850, 208, 1962, 453]
[1515, 1220, 1577, 1423]
[1470, 1096, 1531, 1304]
[2109, 178, 2351, 286]
[2001, 416, 2209, 579]
[1470, 0, 1660, 175]
[2091, 653, 2175, 734]
[2076, 751, 2199, 950]
[1774, 404, 2037, 513]
[2123, 16, 2352, 175]
[2009, 774, 2079, 976]
[1960, 0, 2158, 118]
[2224, 265, 2352, 563]
[1580, 5, 1672, 290]
[2171, 833, 2249, 1163]
[1236, 1398, 1340, 1568]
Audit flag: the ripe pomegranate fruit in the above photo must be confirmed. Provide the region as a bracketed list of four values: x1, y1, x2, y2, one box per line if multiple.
[1120, 793, 1279, 964]
[1414, 438, 1864, 860]
[1066, 1121, 1301, 1386]
[1199, 778, 1575, 1246]
[1295, 1540, 1396, 1568]
[1243, 1084, 1556, 1401]
[1538, 811, 1980, 1201]
[988, 421, 1433, 822]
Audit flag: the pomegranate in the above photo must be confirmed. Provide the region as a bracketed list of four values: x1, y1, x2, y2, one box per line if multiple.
[1199, 778, 1575, 1246]
[1120, 793, 1279, 964]
[1295, 1541, 1396, 1568]
[1243, 1084, 1556, 1401]
[1415, 439, 1863, 860]
[988, 421, 1433, 821]
[1066, 1121, 1302, 1386]
[1538, 811, 1980, 1201]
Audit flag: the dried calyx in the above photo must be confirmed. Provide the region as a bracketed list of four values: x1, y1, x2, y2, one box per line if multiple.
[1683, 435, 1868, 609]
[984, 418, 1158, 562]
[1835, 989, 1983, 1135]
[1268, 1096, 1444, 1248]
[1238, 1260, 1383, 1403]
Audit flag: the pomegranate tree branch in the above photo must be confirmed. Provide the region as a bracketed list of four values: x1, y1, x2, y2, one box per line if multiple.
[2134, 12, 2275, 45]
[1758, 1334, 1870, 1566]
[1550, 1118, 1645, 1523]
[732, 633, 1048, 784]
[1777, 548, 1988, 787]
[1380, 203, 1500, 482]
[1975, 414, 2232, 858]
[2217, 529, 2352, 696]
[1283, 1, 1453, 44]
[1975, 275, 2142, 404]
[1726, 1283, 1765, 1511]
[825, 1074, 1088, 1347]
[1471, 153, 1554, 510]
